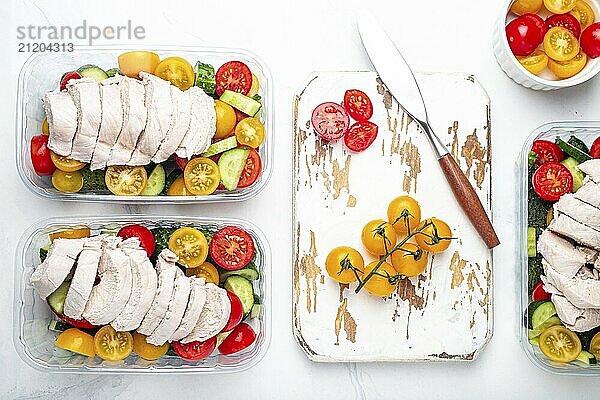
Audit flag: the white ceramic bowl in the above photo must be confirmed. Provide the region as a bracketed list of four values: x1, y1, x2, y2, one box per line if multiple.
[493, 0, 600, 90]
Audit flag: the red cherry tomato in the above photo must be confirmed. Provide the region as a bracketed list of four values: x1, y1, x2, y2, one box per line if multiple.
[506, 14, 547, 56]
[218, 323, 256, 355]
[173, 337, 217, 361]
[48, 301, 98, 329]
[222, 291, 244, 333]
[532, 161, 573, 201]
[237, 148, 262, 188]
[215, 61, 253, 96]
[532, 281, 551, 301]
[117, 224, 156, 258]
[546, 14, 581, 38]
[581, 23, 600, 59]
[209, 226, 255, 271]
[60, 71, 82, 91]
[311, 102, 350, 141]
[30, 135, 56, 176]
[590, 137, 600, 158]
[531, 140, 564, 166]
[344, 121, 378, 152]
[343, 89, 374, 122]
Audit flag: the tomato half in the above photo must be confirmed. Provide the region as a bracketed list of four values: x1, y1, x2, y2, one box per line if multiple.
[154, 57, 195, 91]
[55, 328, 95, 358]
[517, 50, 550, 75]
[185, 261, 220, 284]
[343, 89, 374, 122]
[222, 291, 244, 333]
[214, 100, 237, 140]
[215, 61, 253, 96]
[173, 337, 216, 361]
[218, 323, 256, 355]
[117, 224, 156, 258]
[132, 332, 169, 361]
[511, 0, 544, 15]
[533, 161, 573, 201]
[548, 50, 588, 78]
[168, 227, 209, 268]
[118, 51, 160, 79]
[506, 14, 547, 56]
[590, 136, 600, 158]
[311, 102, 350, 141]
[544, 0, 577, 14]
[31, 135, 56, 176]
[105, 166, 148, 196]
[209, 226, 255, 271]
[167, 176, 192, 196]
[546, 13, 582, 38]
[49, 227, 91, 242]
[544, 27, 580, 61]
[94, 325, 133, 361]
[539, 325, 581, 362]
[325, 246, 365, 284]
[59, 71, 81, 91]
[581, 23, 600, 58]
[235, 117, 265, 148]
[590, 332, 600, 359]
[531, 140, 565, 165]
[52, 170, 83, 193]
[571, 1, 596, 30]
[532, 281, 551, 301]
[49, 301, 98, 329]
[344, 121, 378, 152]
[237, 148, 262, 188]
[184, 157, 220, 195]
[50, 151, 86, 172]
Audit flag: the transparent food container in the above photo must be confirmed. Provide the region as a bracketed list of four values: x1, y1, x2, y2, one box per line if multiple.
[16, 45, 273, 203]
[13, 215, 271, 374]
[517, 121, 600, 375]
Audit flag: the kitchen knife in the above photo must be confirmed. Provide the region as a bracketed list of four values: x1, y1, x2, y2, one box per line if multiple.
[357, 12, 500, 249]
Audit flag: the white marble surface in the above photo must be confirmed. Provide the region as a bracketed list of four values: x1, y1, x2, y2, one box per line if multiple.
[3, 0, 600, 398]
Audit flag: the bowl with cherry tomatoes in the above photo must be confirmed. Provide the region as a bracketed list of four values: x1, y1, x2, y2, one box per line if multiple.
[494, 0, 600, 90]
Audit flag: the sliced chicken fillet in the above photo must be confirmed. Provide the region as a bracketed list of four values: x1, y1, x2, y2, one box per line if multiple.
[90, 76, 125, 170]
[574, 180, 600, 209]
[578, 160, 600, 184]
[44, 91, 78, 156]
[548, 213, 600, 249]
[181, 283, 230, 343]
[67, 78, 102, 162]
[537, 229, 592, 278]
[170, 278, 208, 341]
[551, 294, 600, 332]
[542, 260, 600, 309]
[152, 85, 191, 163]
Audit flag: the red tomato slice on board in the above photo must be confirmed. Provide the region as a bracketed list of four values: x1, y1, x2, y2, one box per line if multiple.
[215, 61, 253, 96]
[532, 161, 573, 201]
[117, 224, 156, 257]
[60, 71, 82, 91]
[506, 14, 547, 56]
[531, 140, 564, 166]
[222, 291, 244, 333]
[546, 13, 581, 38]
[532, 281, 551, 301]
[311, 102, 350, 141]
[218, 323, 256, 355]
[173, 337, 216, 361]
[343, 89, 374, 122]
[590, 137, 600, 158]
[581, 23, 600, 59]
[344, 121, 379, 152]
[209, 226, 255, 271]
[31, 135, 56, 176]
[237, 148, 262, 188]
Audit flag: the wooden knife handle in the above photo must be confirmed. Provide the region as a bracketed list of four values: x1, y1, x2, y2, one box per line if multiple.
[438, 153, 500, 249]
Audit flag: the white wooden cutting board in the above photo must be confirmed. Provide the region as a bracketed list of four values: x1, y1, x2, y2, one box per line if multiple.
[292, 71, 493, 362]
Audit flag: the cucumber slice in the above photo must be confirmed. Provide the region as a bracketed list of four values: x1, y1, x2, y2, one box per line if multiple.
[576, 350, 595, 365]
[40, 244, 50, 262]
[220, 267, 259, 283]
[224, 276, 254, 315]
[220, 90, 261, 116]
[556, 138, 591, 163]
[216, 330, 233, 347]
[568, 136, 590, 153]
[218, 148, 250, 190]
[529, 336, 540, 347]
[77, 64, 109, 82]
[527, 227, 537, 257]
[528, 316, 562, 339]
[105, 68, 122, 78]
[47, 281, 70, 314]
[250, 303, 262, 319]
[561, 157, 585, 192]
[531, 301, 557, 330]
[194, 62, 216, 95]
[48, 319, 70, 332]
[201, 136, 238, 157]
[141, 164, 166, 196]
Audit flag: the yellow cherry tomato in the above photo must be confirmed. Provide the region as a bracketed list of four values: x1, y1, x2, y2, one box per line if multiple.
[94, 325, 133, 362]
[390, 243, 429, 277]
[154, 56, 195, 91]
[548, 50, 588, 79]
[539, 325, 581, 363]
[387, 196, 421, 235]
[55, 328, 95, 358]
[50, 151, 86, 172]
[52, 169, 83, 193]
[362, 261, 397, 297]
[361, 219, 397, 256]
[132, 332, 169, 361]
[571, 0, 596, 29]
[42, 117, 50, 135]
[49, 227, 90, 242]
[414, 218, 453, 254]
[214, 100, 237, 140]
[590, 332, 600, 359]
[235, 117, 265, 148]
[184, 157, 220, 195]
[105, 165, 147, 196]
[510, 0, 544, 14]
[544, 0, 577, 13]
[118, 51, 160, 78]
[544, 27, 580, 62]
[167, 175, 192, 196]
[248, 73, 260, 97]
[517, 50, 550, 75]
[325, 246, 365, 284]
[185, 261, 220, 284]
[168, 227, 209, 268]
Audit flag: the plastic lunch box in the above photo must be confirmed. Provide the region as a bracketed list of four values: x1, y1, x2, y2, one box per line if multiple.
[517, 121, 600, 375]
[13, 215, 271, 374]
[15, 45, 273, 203]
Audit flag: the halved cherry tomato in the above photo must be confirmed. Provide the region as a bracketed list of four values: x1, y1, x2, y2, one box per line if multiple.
[311, 102, 350, 141]
[49, 227, 90, 242]
[215, 61, 253, 96]
[94, 325, 133, 361]
[343, 89, 374, 122]
[235, 117, 265, 148]
[548, 50, 588, 78]
[237, 148, 262, 188]
[590, 332, 600, 359]
[325, 246, 365, 284]
[31, 135, 56, 176]
[532, 281, 551, 301]
[184, 157, 220, 195]
[117, 224, 155, 258]
[209, 226, 255, 271]
[166, 176, 191, 196]
[544, 0, 577, 14]
[55, 328, 95, 358]
[222, 291, 244, 333]
[517, 50, 550, 75]
[48, 300, 98, 329]
[50, 151, 86, 172]
[214, 100, 237, 140]
[544, 27, 580, 61]
[168, 227, 208, 268]
[173, 337, 216, 361]
[511, 0, 544, 15]
[546, 13, 581, 38]
[41, 117, 50, 135]
[132, 332, 169, 361]
[118, 51, 160, 79]
[154, 57, 195, 91]
[571, 1, 596, 30]
[184, 261, 220, 284]
[506, 14, 547, 56]
[248, 73, 260, 97]
[531, 140, 565, 166]
[590, 136, 600, 158]
[344, 121, 378, 152]
[539, 325, 581, 362]
[581, 22, 600, 58]
[60, 71, 81, 91]
[52, 170, 83, 193]
[218, 323, 256, 355]
[533, 161, 573, 201]
[105, 166, 147, 196]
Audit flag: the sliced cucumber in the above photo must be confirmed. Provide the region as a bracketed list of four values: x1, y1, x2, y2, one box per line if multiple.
[141, 164, 166, 196]
[528, 316, 562, 339]
[218, 148, 250, 190]
[224, 276, 254, 315]
[194, 61, 216, 95]
[556, 138, 592, 164]
[77, 64, 108, 82]
[561, 157, 585, 192]
[220, 267, 259, 283]
[47, 281, 70, 313]
[48, 319, 70, 332]
[527, 227, 537, 257]
[568, 135, 590, 154]
[105, 68, 122, 78]
[220, 90, 261, 116]
[531, 301, 557, 330]
[40, 244, 50, 262]
[576, 350, 595, 365]
[250, 303, 262, 319]
[529, 336, 540, 347]
[201, 136, 238, 158]
[216, 330, 232, 347]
